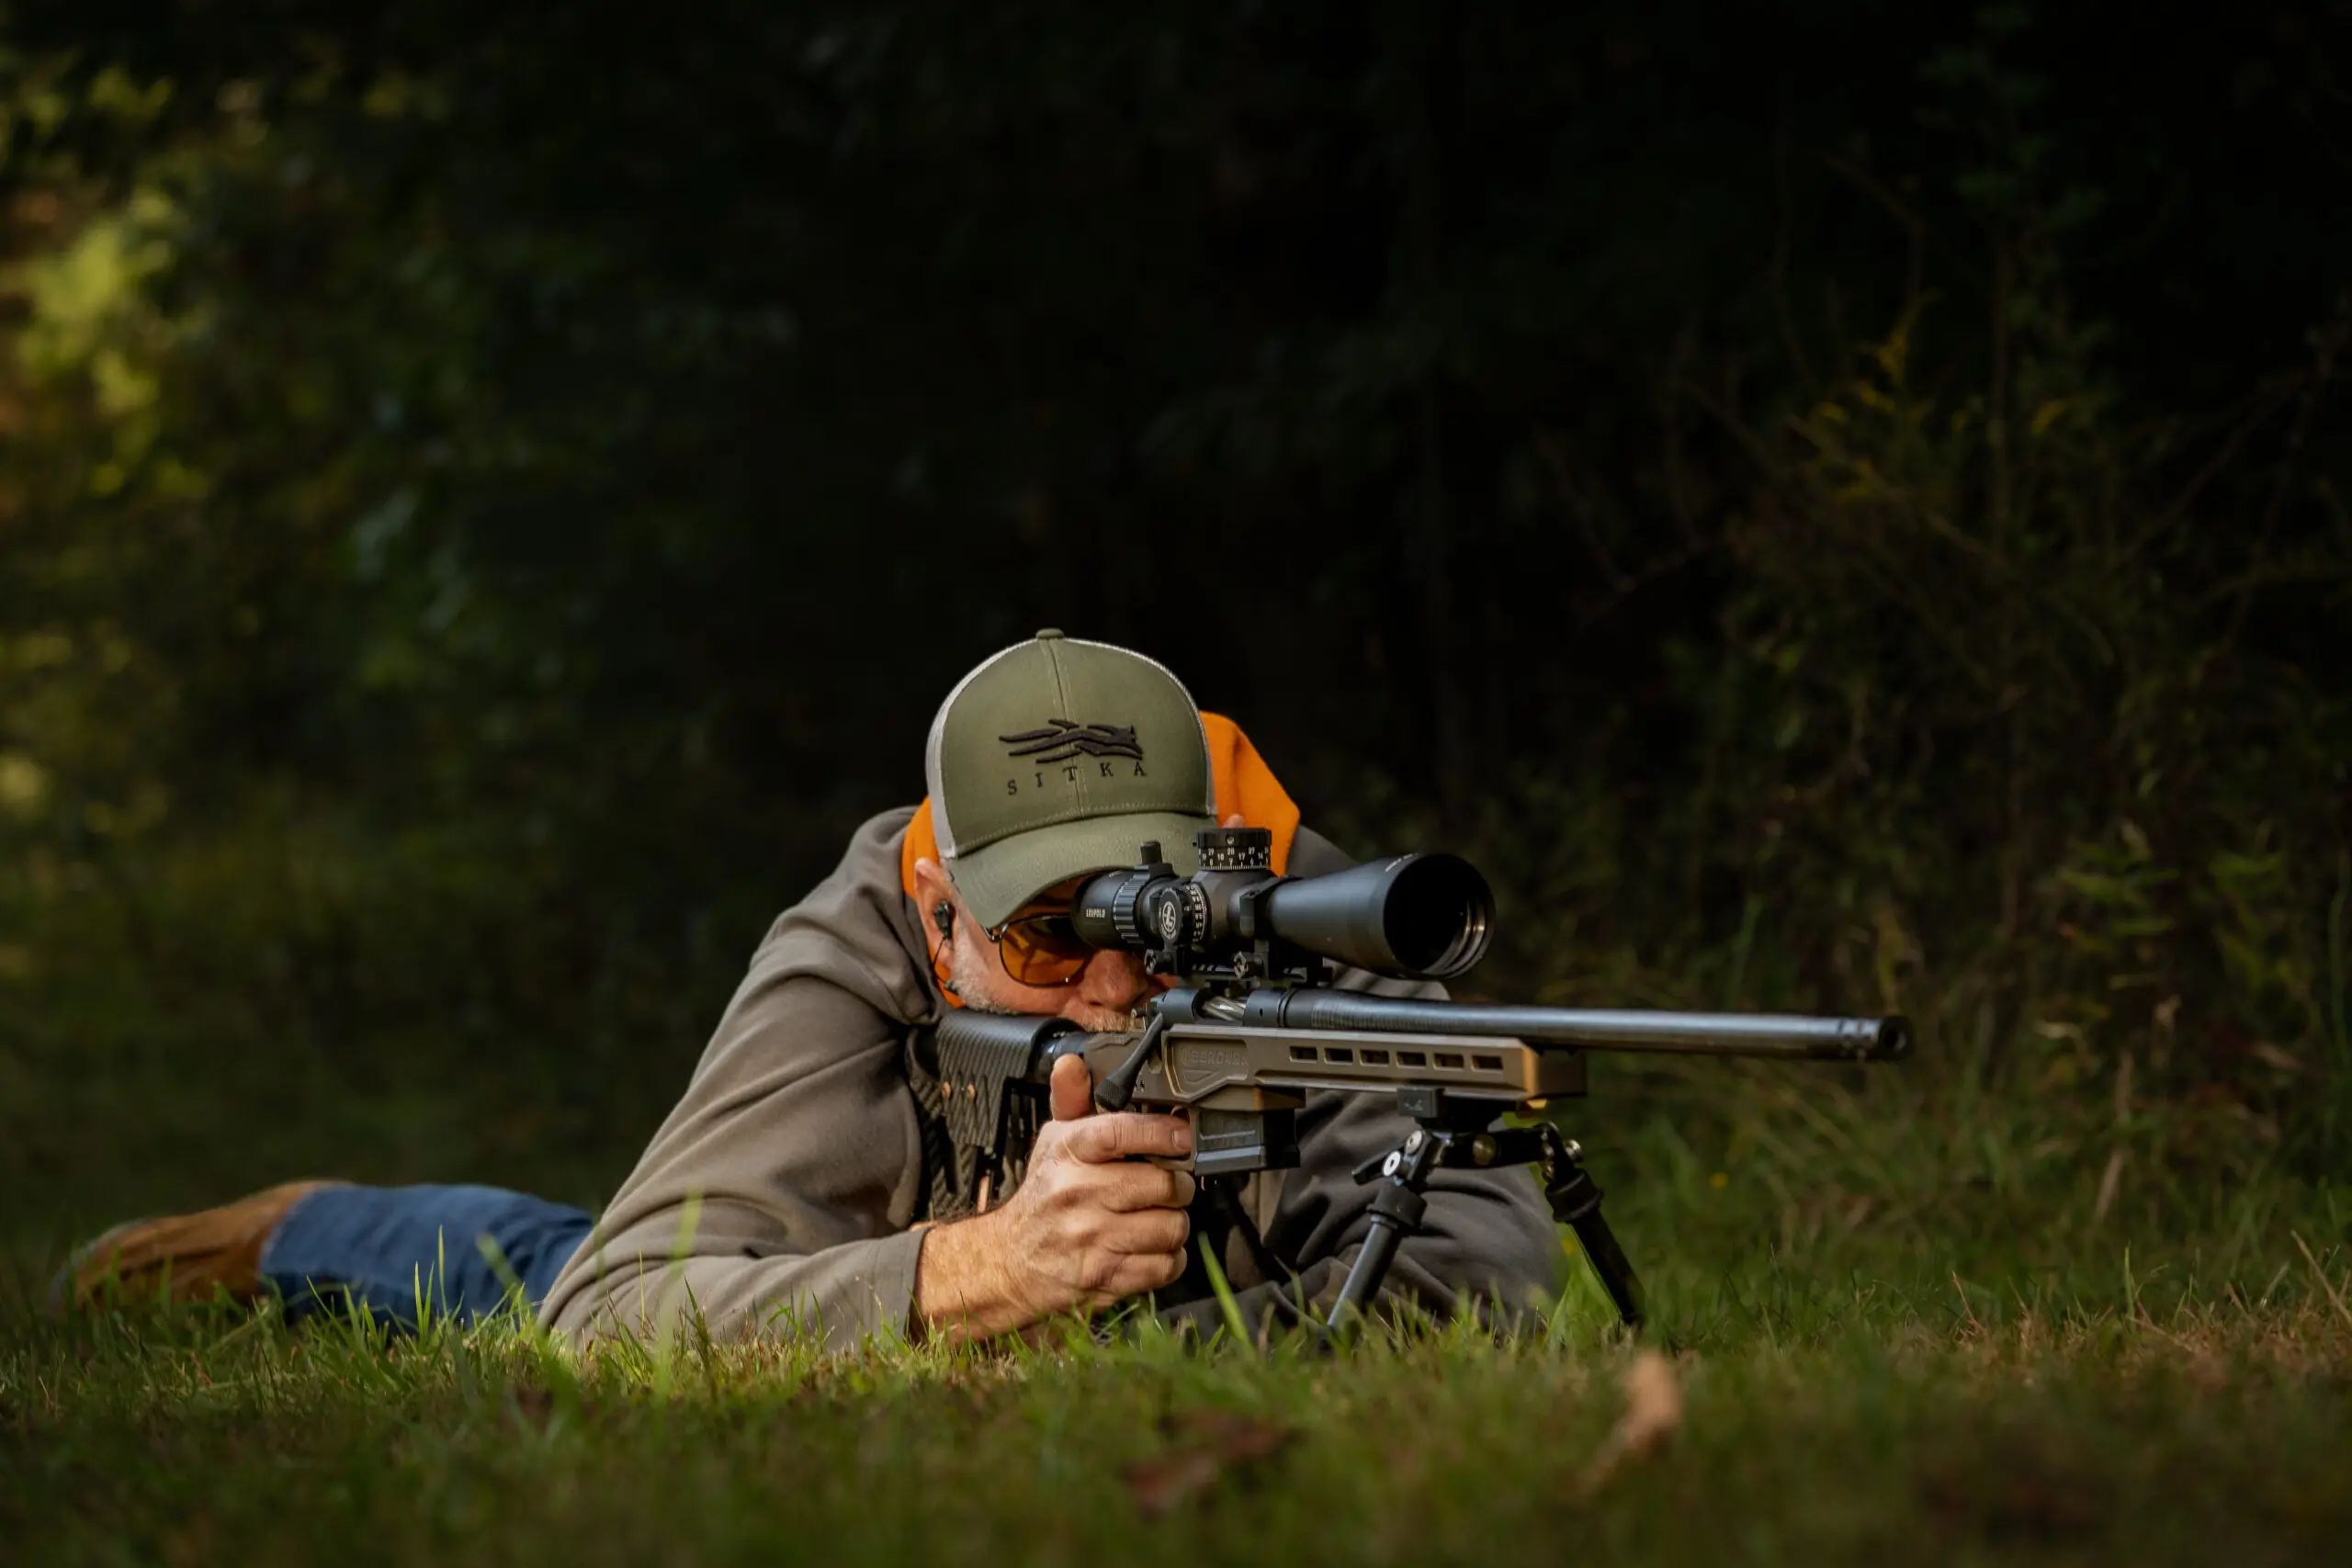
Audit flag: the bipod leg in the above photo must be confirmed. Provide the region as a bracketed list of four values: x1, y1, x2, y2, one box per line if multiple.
[1540, 1129, 1645, 1329]
[1322, 1125, 1445, 1346]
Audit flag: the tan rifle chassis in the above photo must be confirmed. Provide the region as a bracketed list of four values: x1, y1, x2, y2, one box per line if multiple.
[1067, 1022, 1581, 1113]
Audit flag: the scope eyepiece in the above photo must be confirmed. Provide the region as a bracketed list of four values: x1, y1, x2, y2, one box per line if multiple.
[1069, 829, 1495, 982]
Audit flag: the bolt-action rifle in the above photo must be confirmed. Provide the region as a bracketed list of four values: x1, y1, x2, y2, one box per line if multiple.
[933, 828, 1909, 1331]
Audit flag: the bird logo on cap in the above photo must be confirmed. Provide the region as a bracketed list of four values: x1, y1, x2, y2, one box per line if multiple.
[999, 719, 1145, 765]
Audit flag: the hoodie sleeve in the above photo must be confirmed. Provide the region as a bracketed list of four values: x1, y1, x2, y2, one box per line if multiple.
[538, 810, 942, 1351]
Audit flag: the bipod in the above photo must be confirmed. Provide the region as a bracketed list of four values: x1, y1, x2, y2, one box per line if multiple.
[1321, 1089, 1645, 1345]
[1532, 1122, 1643, 1327]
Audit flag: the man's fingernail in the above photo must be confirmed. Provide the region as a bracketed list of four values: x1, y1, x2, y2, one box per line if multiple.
[1174, 1125, 1193, 1152]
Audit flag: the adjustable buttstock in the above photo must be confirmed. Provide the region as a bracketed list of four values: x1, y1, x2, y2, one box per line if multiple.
[933, 1010, 1080, 1160]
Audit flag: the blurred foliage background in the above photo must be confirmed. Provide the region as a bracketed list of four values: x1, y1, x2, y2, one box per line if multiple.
[2, 2, 2348, 1268]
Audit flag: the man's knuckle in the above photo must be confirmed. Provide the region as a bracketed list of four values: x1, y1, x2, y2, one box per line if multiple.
[1115, 1209, 1186, 1257]
[1102, 1168, 1148, 1211]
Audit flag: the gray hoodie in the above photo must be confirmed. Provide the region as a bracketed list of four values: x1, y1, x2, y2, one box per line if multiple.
[539, 807, 1564, 1349]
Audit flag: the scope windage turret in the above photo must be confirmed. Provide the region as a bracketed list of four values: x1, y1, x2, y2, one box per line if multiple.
[1069, 828, 1495, 981]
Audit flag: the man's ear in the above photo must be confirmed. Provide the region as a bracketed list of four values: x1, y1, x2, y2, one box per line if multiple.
[911, 856, 956, 923]
[910, 856, 964, 998]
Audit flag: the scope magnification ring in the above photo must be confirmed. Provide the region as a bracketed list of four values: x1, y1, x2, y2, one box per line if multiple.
[1107, 873, 1153, 950]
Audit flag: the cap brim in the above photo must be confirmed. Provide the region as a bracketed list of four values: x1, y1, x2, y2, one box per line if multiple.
[948, 811, 1212, 929]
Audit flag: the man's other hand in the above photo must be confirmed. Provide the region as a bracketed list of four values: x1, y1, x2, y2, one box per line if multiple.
[915, 1055, 1194, 1342]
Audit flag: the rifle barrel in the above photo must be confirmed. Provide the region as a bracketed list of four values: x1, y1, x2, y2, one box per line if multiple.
[1247, 990, 1911, 1062]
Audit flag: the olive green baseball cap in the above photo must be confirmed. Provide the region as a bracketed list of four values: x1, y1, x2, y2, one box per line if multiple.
[925, 629, 1216, 929]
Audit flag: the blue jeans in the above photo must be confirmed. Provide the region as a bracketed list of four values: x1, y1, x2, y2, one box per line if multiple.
[258, 1184, 593, 1332]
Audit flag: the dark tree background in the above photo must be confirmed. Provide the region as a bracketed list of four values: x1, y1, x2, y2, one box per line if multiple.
[2, 1, 2347, 1213]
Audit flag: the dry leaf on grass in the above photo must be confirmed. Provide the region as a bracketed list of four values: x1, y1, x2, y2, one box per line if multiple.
[503, 1385, 558, 1432]
[1123, 1411, 1294, 1517]
[1579, 1349, 1683, 1495]
[1125, 1448, 1225, 1517]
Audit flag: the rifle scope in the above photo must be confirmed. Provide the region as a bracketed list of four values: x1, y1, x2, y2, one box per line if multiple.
[1069, 827, 1494, 981]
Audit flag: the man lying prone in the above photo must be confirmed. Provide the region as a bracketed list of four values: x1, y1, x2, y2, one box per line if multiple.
[58, 631, 1562, 1349]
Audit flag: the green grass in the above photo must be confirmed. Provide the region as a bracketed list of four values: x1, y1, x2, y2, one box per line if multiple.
[6, 1267, 2352, 1567]
[7, 995, 2352, 1565]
